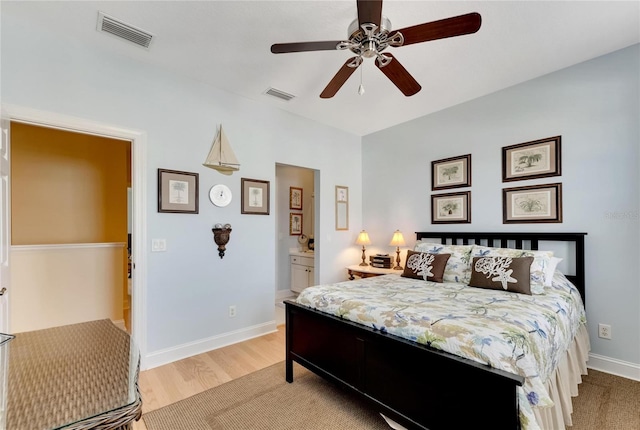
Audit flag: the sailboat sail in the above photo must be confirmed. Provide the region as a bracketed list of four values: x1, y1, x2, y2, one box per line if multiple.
[203, 125, 240, 173]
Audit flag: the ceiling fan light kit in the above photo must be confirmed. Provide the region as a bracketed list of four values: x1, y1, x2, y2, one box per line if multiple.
[270, 0, 481, 98]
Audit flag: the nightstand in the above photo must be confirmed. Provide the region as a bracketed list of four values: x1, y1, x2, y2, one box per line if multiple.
[346, 264, 400, 280]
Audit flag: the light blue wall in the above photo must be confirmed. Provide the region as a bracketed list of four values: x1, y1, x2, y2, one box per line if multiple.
[362, 44, 640, 366]
[1, 11, 363, 354]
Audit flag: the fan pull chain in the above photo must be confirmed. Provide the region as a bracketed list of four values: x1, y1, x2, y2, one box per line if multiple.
[358, 65, 365, 96]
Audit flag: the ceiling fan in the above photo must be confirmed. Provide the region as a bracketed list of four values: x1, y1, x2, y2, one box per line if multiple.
[271, 0, 481, 98]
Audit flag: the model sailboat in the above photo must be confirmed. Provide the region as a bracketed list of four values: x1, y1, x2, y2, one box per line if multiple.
[203, 125, 240, 174]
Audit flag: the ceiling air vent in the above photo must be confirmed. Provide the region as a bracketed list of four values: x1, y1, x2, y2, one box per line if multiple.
[264, 87, 295, 102]
[97, 11, 153, 49]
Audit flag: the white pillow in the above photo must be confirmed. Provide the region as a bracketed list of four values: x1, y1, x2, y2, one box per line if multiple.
[521, 250, 555, 293]
[544, 257, 563, 287]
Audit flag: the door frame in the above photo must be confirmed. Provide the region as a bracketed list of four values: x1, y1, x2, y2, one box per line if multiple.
[1, 104, 148, 367]
[0, 115, 10, 334]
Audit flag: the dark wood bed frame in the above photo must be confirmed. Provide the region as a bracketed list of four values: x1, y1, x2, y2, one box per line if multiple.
[285, 232, 587, 430]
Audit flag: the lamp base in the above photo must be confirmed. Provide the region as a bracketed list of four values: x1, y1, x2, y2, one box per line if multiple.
[393, 247, 402, 270]
[359, 245, 368, 266]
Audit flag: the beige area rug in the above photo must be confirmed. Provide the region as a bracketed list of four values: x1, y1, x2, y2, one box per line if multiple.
[143, 363, 639, 430]
[570, 369, 640, 429]
[143, 362, 390, 430]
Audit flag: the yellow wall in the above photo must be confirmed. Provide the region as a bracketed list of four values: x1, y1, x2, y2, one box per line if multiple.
[11, 122, 130, 245]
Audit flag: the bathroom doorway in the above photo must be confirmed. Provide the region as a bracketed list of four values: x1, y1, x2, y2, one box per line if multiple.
[275, 163, 318, 307]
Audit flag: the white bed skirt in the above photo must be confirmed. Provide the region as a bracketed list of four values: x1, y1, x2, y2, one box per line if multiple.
[533, 323, 591, 429]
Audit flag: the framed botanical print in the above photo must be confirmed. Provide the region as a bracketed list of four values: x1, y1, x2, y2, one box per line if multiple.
[431, 191, 471, 224]
[241, 178, 270, 215]
[158, 169, 199, 214]
[289, 213, 302, 235]
[432, 154, 471, 191]
[290, 187, 303, 210]
[502, 136, 561, 182]
[503, 183, 563, 223]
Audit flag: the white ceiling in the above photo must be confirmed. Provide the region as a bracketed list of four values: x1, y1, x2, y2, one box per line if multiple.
[4, 1, 639, 136]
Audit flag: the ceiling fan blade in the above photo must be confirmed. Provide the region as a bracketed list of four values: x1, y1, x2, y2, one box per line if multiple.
[357, 0, 383, 27]
[320, 57, 360, 99]
[271, 41, 342, 53]
[375, 53, 421, 97]
[391, 12, 481, 46]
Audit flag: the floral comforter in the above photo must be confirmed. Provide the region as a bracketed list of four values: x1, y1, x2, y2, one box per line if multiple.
[296, 272, 587, 430]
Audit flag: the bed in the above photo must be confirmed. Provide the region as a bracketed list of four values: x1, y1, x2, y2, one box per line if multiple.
[284, 232, 588, 430]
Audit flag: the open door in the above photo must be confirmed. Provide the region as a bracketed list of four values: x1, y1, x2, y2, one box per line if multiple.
[0, 117, 9, 334]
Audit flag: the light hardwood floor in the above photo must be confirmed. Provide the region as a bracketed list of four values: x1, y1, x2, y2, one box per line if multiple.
[132, 324, 286, 430]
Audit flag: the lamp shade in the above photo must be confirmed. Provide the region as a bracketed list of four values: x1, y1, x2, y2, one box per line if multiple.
[389, 230, 406, 247]
[355, 230, 371, 245]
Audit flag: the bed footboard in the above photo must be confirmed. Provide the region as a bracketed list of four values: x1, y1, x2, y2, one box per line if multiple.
[285, 300, 524, 430]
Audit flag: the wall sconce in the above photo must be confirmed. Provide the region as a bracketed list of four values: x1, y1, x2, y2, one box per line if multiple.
[355, 230, 371, 266]
[212, 223, 232, 259]
[389, 230, 406, 270]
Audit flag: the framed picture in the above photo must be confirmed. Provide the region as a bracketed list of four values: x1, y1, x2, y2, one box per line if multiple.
[431, 191, 471, 224]
[158, 169, 199, 214]
[335, 185, 349, 230]
[502, 136, 561, 182]
[503, 183, 562, 224]
[432, 154, 471, 191]
[289, 213, 303, 235]
[241, 178, 270, 215]
[290, 187, 303, 210]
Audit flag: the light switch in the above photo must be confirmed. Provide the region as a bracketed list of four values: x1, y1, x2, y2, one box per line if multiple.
[152, 239, 167, 252]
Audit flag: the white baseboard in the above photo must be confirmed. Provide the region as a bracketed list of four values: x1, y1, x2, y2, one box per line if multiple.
[143, 321, 278, 370]
[588, 353, 640, 381]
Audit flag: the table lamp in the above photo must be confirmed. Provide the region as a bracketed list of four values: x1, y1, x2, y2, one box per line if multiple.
[355, 230, 371, 266]
[389, 230, 406, 270]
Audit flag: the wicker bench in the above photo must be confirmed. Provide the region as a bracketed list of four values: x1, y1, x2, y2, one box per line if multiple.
[4, 319, 142, 430]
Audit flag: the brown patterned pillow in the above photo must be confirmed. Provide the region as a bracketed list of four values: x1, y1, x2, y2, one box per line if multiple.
[469, 256, 534, 295]
[401, 250, 451, 283]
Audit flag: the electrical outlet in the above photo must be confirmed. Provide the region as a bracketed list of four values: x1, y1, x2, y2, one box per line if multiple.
[228, 305, 237, 318]
[598, 323, 612, 339]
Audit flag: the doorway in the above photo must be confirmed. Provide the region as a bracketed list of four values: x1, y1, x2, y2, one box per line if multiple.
[1, 105, 148, 366]
[275, 163, 318, 308]
[10, 122, 131, 332]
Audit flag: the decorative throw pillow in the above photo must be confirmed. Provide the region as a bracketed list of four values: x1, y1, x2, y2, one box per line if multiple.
[401, 250, 451, 283]
[414, 242, 473, 284]
[471, 245, 553, 294]
[469, 256, 534, 295]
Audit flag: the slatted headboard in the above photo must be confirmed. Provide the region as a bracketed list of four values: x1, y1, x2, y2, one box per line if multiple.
[415, 232, 587, 303]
